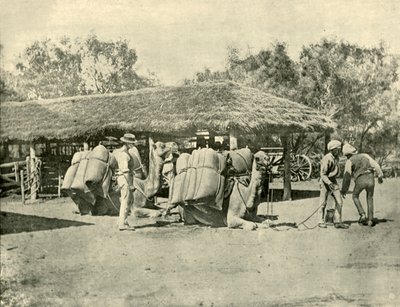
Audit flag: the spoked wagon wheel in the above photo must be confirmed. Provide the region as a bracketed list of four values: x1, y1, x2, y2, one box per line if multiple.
[290, 154, 312, 182]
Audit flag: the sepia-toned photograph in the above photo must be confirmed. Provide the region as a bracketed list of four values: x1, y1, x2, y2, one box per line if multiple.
[1, 0, 399, 306]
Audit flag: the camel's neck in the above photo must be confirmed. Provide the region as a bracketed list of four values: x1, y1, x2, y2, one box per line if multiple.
[243, 162, 264, 209]
[143, 152, 164, 198]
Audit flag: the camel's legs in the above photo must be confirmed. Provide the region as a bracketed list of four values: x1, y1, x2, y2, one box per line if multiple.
[226, 209, 257, 230]
[132, 207, 162, 218]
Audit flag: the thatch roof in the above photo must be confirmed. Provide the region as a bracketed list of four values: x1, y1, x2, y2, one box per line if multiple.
[0, 82, 335, 142]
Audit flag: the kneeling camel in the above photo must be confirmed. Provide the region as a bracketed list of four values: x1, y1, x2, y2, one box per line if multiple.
[177, 150, 271, 230]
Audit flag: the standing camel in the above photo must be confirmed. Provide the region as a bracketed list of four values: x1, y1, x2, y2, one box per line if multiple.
[178, 150, 271, 230]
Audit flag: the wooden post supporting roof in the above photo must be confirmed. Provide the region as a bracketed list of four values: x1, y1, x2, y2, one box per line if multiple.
[20, 170, 25, 205]
[229, 128, 238, 150]
[30, 144, 37, 200]
[281, 133, 292, 201]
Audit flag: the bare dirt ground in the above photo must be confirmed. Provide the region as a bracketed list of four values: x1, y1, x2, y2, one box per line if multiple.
[1, 178, 399, 306]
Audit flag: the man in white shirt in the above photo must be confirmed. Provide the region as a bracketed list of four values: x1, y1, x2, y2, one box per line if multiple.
[114, 133, 142, 231]
[318, 140, 349, 229]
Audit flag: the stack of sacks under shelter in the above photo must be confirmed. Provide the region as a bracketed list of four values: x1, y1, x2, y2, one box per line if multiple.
[61, 144, 119, 215]
[169, 148, 228, 210]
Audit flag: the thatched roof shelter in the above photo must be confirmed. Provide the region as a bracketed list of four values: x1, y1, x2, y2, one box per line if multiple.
[0, 82, 335, 142]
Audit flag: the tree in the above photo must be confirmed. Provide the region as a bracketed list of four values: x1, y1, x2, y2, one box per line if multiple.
[229, 42, 299, 99]
[185, 42, 299, 100]
[15, 38, 82, 99]
[80, 34, 156, 94]
[13, 34, 158, 99]
[1, 44, 27, 102]
[362, 89, 400, 162]
[183, 67, 231, 85]
[297, 39, 399, 151]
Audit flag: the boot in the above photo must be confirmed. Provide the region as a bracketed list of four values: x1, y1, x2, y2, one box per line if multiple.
[325, 210, 335, 226]
[334, 222, 349, 229]
[358, 214, 367, 225]
[119, 222, 135, 231]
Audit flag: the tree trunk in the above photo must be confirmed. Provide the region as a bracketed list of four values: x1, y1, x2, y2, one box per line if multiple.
[359, 121, 377, 153]
[358, 136, 364, 153]
[282, 133, 292, 201]
[324, 130, 331, 154]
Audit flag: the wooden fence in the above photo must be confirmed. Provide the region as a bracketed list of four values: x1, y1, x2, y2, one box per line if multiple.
[0, 142, 83, 201]
[0, 160, 27, 191]
[0, 157, 50, 204]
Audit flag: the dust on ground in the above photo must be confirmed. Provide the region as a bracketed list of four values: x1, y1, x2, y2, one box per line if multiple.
[1, 179, 400, 306]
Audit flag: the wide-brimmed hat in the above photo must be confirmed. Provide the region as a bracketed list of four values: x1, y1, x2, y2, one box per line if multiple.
[120, 133, 137, 144]
[342, 143, 358, 156]
[327, 140, 342, 151]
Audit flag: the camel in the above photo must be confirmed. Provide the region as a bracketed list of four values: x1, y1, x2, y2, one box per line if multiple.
[161, 142, 180, 188]
[62, 139, 172, 217]
[178, 150, 271, 230]
[130, 139, 174, 218]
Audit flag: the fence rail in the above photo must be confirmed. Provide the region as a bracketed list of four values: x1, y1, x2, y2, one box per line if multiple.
[0, 158, 42, 204]
[0, 160, 27, 190]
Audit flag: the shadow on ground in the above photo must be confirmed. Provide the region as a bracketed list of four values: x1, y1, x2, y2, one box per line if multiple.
[262, 189, 320, 201]
[134, 214, 183, 229]
[0, 211, 94, 235]
[343, 218, 394, 226]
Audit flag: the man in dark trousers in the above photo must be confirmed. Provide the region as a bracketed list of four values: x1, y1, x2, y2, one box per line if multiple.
[341, 144, 383, 227]
[318, 140, 349, 229]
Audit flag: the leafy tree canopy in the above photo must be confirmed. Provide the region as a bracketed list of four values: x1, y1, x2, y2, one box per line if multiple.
[184, 42, 299, 99]
[297, 39, 398, 151]
[2, 34, 158, 101]
[1, 44, 26, 102]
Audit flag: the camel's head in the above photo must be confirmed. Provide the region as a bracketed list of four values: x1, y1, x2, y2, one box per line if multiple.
[152, 141, 171, 160]
[164, 142, 180, 162]
[148, 138, 178, 159]
[165, 142, 179, 153]
[253, 151, 271, 175]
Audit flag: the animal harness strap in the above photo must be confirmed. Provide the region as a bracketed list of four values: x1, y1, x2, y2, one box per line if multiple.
[129, 150, 145, 173]
[132, 180, 154, 202]
[133, 164, 144, 172]
[178, 165, 222, 175]
[234, 177, 251, 210]
[230, 152, 251, 177]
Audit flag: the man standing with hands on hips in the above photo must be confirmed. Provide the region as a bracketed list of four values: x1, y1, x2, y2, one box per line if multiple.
[318, 140, 349, 229]
[341, 143, 383, 227]
[114, 133, 141, 231]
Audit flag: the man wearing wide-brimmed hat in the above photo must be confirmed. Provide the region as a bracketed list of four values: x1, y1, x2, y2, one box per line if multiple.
[318, 140, 349, 229]
[114, 133, 142, 231]
[340, 143, 383, 227]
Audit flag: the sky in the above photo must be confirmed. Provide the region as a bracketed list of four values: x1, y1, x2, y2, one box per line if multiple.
[1, 0, 399, 85]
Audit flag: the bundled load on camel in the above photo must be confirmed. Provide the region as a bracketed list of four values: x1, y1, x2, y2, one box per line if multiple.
[84, 145, 117, 198]
[62, 150, 91, 200]
[168, 147, 274, 229]
[61, 145, 119, 215]
[169, 148, 228, 210]
[225, 148, 253, 177]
